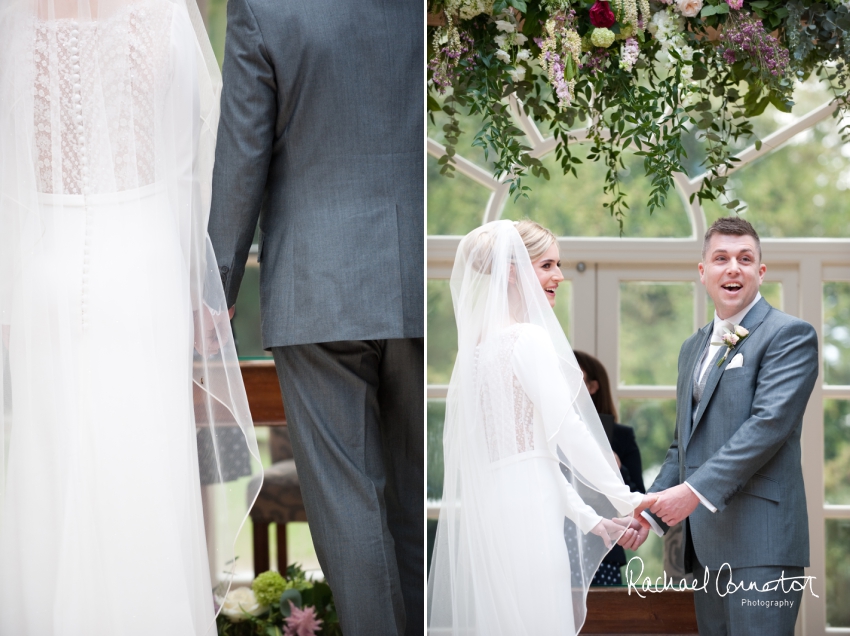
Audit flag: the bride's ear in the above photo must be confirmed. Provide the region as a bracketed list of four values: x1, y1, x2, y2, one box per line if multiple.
[508, 264, 517, 285]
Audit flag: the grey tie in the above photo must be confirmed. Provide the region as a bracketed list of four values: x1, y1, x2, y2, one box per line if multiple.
[693, 323, 728, 409]
[692, 341, 713, 406]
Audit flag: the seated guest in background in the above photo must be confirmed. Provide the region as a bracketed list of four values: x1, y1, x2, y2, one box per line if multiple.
[573, 351, 645, 586]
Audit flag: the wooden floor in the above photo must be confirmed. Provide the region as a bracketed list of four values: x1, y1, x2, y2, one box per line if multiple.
[584, 588, 698, 635]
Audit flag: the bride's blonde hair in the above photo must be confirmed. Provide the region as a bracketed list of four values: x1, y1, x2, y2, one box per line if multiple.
[514, 219, 556, 261]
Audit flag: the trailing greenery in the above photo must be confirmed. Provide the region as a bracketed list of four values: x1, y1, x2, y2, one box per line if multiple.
[428, 0, 850, 229]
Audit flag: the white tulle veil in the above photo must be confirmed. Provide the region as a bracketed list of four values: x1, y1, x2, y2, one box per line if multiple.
[427, 220, 640, 635]
[0, 0, 262, 626]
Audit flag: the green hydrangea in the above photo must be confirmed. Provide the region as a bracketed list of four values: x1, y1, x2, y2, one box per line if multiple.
[616, 24, 634, 41]
[590, 28, 615, 49]
[252, 571, 288, 607]
[580, 34, 593, 52]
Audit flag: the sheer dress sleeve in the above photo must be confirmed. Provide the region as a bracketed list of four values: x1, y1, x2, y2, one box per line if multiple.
[511, 324, 643, 525]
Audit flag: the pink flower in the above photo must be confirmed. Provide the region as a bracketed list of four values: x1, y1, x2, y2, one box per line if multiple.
[726, 0, 743, 8]
[589, 1, 616, 28]
[722, 333, 740, 346]
[283, 602, 323, 636]
[676, 0, 703, 17]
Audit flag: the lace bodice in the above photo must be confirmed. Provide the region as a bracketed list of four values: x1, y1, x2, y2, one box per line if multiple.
[475, 324, 537, 463]
[31, 0, 174, 195]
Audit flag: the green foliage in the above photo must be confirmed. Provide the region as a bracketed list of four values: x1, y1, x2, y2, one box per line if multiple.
[824, 282, 850, 384]
[620, 283, 695, 385]
[826, 519, 850, 627]
[824, 400, 850, 507]
[428, 0, 850, 229]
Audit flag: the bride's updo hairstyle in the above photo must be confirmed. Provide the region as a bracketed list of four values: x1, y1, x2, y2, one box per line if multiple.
[514, 219, 556, 261]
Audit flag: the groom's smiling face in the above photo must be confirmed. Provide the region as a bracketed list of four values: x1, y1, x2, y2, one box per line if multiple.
[699, 233, 766, 320]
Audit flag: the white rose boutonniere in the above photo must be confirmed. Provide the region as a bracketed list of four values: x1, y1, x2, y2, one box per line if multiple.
[220, 587, 268, 623]
[711, 324, 749, 367]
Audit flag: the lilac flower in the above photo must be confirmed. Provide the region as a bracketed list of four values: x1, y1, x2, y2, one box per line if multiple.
[429, 28, 476, 92]
[719, 11, 789, 79]
[726, 0, 743, 9]
[585, 48, 611, 75]
[619, 37, 640, 71]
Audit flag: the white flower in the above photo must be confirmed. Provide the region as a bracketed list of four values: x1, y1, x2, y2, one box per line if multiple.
[495, 19, 515, 33]
[509, 66, 526, 81]
[495, 49, 511, 63]
[448, 0, 495, 20]
[221, 588, 268, 623]
[676, 0, 702, 17]
[494, 34, 508, 48]
[515, 33, 528, 45]
[516, 49, 531, 61]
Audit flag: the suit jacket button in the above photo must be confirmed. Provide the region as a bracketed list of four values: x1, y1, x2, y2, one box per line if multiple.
[220, 265, 230, 274]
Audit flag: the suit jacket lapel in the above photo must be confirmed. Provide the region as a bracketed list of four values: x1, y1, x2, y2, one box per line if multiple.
[691, 297, 772, 435]
[680, 323, 712, 452]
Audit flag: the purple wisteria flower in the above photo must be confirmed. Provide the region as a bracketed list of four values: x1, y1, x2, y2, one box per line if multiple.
[429, 30, 476, 93]
[585, 48, 611, 75]
[720, 11, 789, 79]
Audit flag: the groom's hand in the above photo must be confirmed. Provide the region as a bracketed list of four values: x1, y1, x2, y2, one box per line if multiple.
[649, 484, 699, 526]
[617, 516, 650, 550]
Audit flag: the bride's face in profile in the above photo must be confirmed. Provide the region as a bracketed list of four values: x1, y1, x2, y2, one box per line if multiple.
[532, 242, 564, 308]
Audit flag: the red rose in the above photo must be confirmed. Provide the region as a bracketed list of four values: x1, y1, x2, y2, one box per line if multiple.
[589, 1, 616, 28]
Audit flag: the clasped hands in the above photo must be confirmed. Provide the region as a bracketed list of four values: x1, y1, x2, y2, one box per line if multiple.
[614, 484, 701, 550]
[593, 485, 702, 551]
[193, 305, 236, 356]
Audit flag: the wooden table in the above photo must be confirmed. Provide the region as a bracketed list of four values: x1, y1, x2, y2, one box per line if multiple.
[241, 359, 286, 425]
[584, 588, 699, 634]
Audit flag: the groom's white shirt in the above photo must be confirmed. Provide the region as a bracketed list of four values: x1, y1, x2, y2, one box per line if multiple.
[643, 291, 763, 536]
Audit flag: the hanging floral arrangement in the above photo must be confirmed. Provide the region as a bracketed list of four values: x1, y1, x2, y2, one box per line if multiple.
[428, 0, 850, 227]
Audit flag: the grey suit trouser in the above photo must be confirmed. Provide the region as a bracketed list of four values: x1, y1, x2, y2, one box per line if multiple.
[691, 551, 804, 636]
[272, 339, 423, 636]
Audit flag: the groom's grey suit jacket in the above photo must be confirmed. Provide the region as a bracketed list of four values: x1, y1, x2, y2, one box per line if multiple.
[649, 298, 818, 570]
[208, 0, 423, 348]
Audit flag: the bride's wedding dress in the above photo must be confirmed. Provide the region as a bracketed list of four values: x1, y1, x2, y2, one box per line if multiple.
[428, 221, 643, 635]
[0, 1, 262, 634]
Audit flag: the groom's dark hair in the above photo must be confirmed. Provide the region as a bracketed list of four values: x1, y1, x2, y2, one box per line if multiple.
[702, 216, 762, 262]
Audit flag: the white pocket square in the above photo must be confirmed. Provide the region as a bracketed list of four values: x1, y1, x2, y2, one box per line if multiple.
[726, 353, 744, 369]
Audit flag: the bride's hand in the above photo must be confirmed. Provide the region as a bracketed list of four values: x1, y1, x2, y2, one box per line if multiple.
[634, 494, 659, 514]
[193, 304, 233, 357]
[590, 518, 630, 549]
